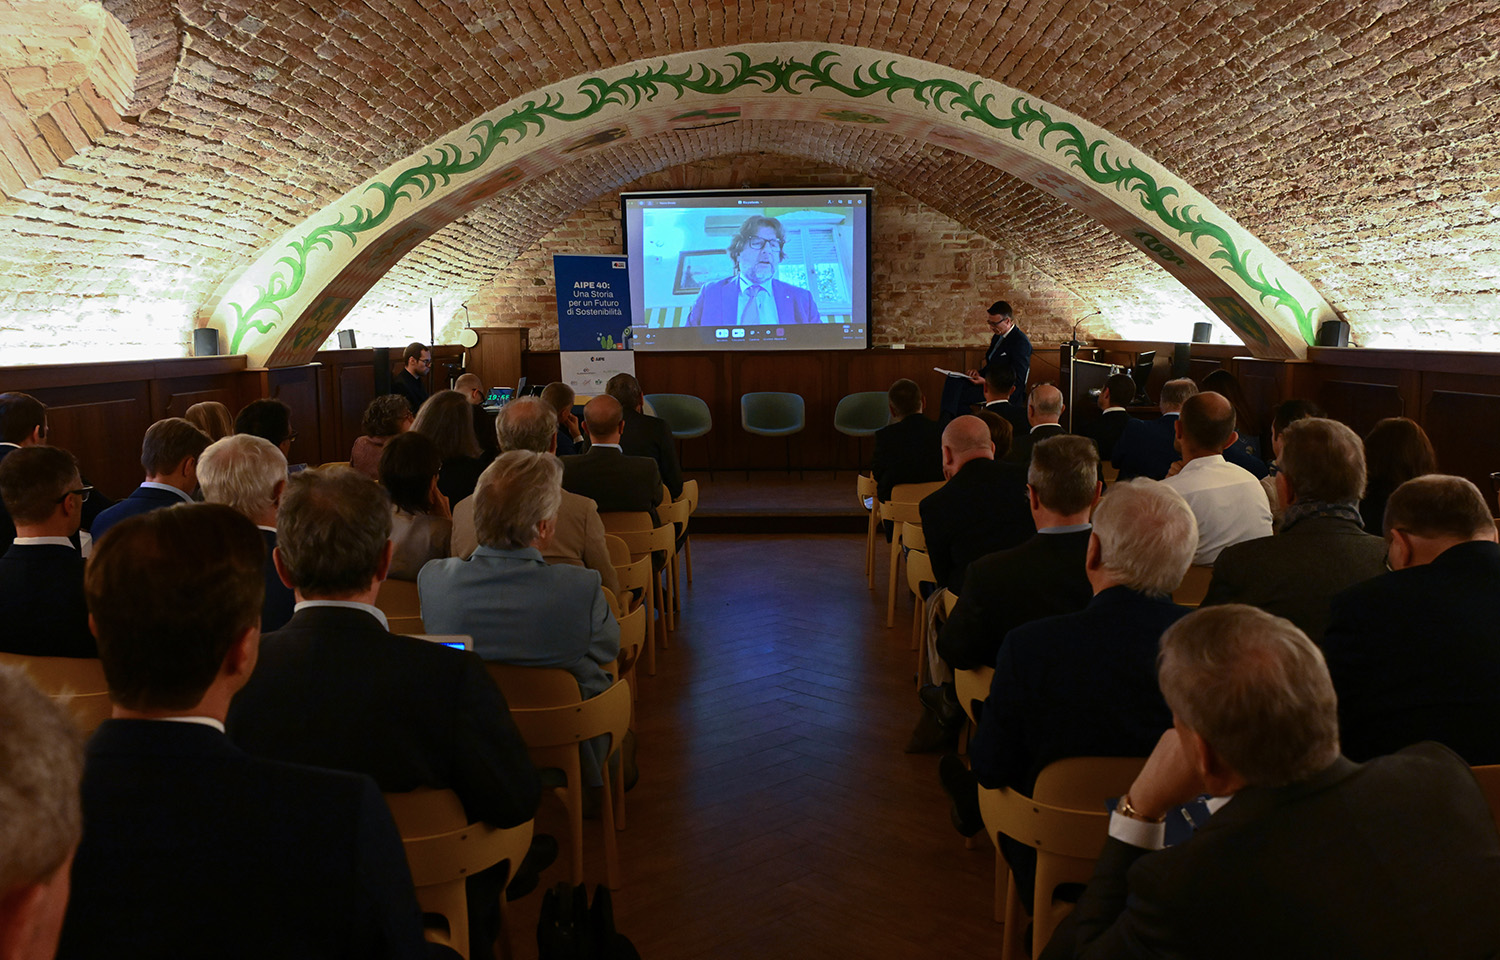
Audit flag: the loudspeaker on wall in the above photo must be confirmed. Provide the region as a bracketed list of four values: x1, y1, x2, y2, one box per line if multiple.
[337, 330, 357, 348]
[1316, 320, 1351, 347]
[192, 328, 220, 357]
[1191, 322, 1213, 344]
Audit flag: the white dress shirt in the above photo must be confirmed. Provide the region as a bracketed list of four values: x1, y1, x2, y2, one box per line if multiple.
[1162, 454, 1274, 565]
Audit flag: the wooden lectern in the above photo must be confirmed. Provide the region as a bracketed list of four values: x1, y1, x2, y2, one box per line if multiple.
[464, 327, 528, 391]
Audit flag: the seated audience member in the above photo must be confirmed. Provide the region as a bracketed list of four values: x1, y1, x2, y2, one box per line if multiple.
[413, 390, 490, 508]
[350, 394, 413, 480]
[919, 415, 1034, 594]
[981, 367, 1028, 439]
[0, 664, 83, 960]
[183, 401, 234, 442]
[1112, 377, 1197, 480]
[607, 373, 683, 500]
[1203, 418, 1385, 642]
[1040, 605, 1500, 960]
[378, 432, 452, 581]
[233, 398, 295, 459]
[972, 410, 1014, 458]
[1321, 475, 1500, 764]
[1359, 416, 1436, 534]
[451, 398, 619, 594]
[946, 479, 1195, 908]
[197, 435, 295, 632]
[227, 467, 543, 960]
[90, 418, 210, 541]
[0, 392, 50, 551]
[1087, 373, 1138, 461]
[453, 372, 499, 459]
[419, 451, 620, 787]
[1005, 384, 1066, 465]
[869, 378, 944, 502]
[561, 395, 662, 524]
[0, 446, 95, 657]
[391, 342, 431, 414]
[60, 504, 443, 959]
[541, 381, 586, 456]
[1199, 369, 1268, 479]
[1161, 392, 1272, 565]
[1259, 399, 1324, 522]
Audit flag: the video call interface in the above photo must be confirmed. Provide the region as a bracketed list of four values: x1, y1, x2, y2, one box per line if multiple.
[621, 189, 872, 353]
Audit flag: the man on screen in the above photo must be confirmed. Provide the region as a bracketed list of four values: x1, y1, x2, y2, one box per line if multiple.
[684, 215, 821, 327]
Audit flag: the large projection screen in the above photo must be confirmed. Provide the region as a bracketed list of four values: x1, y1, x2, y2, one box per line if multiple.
[621, 188, 872, 352]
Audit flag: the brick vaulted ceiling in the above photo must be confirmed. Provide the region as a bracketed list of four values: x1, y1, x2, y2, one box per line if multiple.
[1, 0, 1497, 363]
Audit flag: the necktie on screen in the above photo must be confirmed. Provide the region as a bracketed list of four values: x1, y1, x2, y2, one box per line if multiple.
[741, 285, 767, 325]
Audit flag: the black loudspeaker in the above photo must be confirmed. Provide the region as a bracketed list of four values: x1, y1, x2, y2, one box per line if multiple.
[192, 328, 220, 357]
[1171, 342, 1192, 378]
[1316, 320, 1350, 347]
[337, 330, 357, 349]
[372, 347, 392, 395]
[1192, 322, 1213, 344]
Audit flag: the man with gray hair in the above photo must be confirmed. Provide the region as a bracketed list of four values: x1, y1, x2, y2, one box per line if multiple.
[449, 397, 619, 594]
[1005, 383, 1066, 465]
[1161, 391, 1272, 565]
[197, 434, 294, 631]
[0, 666, 82, 960]
[1112, 376, 1198, 480]
[420, 451, 620, 786]
[1203, 418, 1386, 641]
[1041, 605, 1500, 959]
[1321, 474, 1500, 765]
[944, 479, 1197, 908]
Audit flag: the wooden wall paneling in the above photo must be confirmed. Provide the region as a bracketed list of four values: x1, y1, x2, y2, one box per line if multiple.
[520, 352, 563, 387]
[1414, 372, 1500, 503]
[466, 327, 528, 391]
[37, 382, 154, 498]
[1314, 378, 1406, 439]
[265, 366, 321, 468]
[735, 352, 832, 470]
[334, 362, 376, 464]
[634, 352, 724, 471]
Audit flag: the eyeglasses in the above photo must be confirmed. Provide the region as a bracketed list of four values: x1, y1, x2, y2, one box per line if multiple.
[745, 238, 783, 252]
[58, 486, 92, 504]
[285, 431, 299, 445]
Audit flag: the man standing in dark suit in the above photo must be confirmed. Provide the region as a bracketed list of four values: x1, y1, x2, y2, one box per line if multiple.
[607, 373, 682, 500]
[1087, 373, 1138, 461]
[1040, 604, 1500, 960]
[869, 378, 944, 503]
[0, 445, 95, 657]
[561, 395, 662, 524]
[962, 300, 1032, 409]
[1321, 474, 1500, 765]
[1111, 377, 1197, 480]
[196, 434, 295, 634]
[1203, 418, 1386, 642]
[1006, 384, 1067, 465]
[228, 467, 543, 960]
[90, 418, 209, 541]
[944, 479, 1196, 905]
[919, 415, 1034, 594]
[392, 342, 432, 414]
[60, 503, 445, 960]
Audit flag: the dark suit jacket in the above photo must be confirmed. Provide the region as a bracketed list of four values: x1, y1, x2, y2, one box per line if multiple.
[0, 542, 95, 657]
[1087, 409, 1133, 461]
[437, 454, 489, 509]
[1111, 413, 1178, 480]
[1320, 539, 1500, 764]
[983, 399, 1030, 444]
[937, 529, 1094, 672]
[683, 276, 819, 326]
[90, 485, 191, 541]
[980, 325, 1032, 404]
[562, 446, 662, 525]
[870, 414, 944, 502]
[622, 408, 682, 499]
[392, 368, 429, 413]
[1222, 435, 1268, 478]
[1041, 744, 1500, 960]
[919, 457, 1035, 592]
[969, 586, 1186, 795]
[259, 528, 295, 633]
[473, 404, 499, 458]
[1202, 513, 1387, 643]
[58, 719, 437, 960]
[1005, 422, 1065, 465]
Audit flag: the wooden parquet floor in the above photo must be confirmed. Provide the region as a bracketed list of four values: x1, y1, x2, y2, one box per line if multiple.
[505, 533, 1001, 959]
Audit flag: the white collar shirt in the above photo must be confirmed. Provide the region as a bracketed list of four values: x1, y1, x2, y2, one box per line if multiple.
[1161, 455, 1273, 565]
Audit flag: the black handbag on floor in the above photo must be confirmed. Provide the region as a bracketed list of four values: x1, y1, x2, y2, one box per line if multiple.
[537, 882, 641, 960]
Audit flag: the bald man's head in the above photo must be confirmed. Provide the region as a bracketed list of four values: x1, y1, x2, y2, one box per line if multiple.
[1028, 384, 1064, 425]
[941, 415, 995, 478]
[583, 394, 624, 443]
[1178, 391, 1237, 455]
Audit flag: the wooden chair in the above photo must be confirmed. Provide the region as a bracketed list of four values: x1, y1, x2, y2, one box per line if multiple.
[0, 652, 111, 734]
[613, 601, 646, 707]
[677, 479, 700, 585]
[1101, 463, 1119, 483]
[601, 513, 674, 675]
[881, 480, 943, 627]
[978, 756, 1146, 959]
[1470, 764, 1500, 835]
[385, 787, 534, 960]
[605, 534, 650, 614]
[857, 473, 880, 588]
[658, 486, 691, 616]
[320, 460, 353, 470]
[903, 525, 935, 663]
[1172, 565, 1214, 607]
[376, 578, 425, 634]
[485, 665, 632, 890]
[954, 664, 994, 728]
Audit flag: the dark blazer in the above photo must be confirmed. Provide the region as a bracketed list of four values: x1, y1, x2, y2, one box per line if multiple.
[1222, 435, 1268, 479]
[937, 529, 1094, 672]
[437, 454, 489, 509]
[1087, 409, 1133, 461]
[90, 485, 189, 541]
[391, 368, 429, 413]
[1320, 539, 1500, 764]
[683, 276, 819, 326]
[1111, 414, 1178, 480]
[1005, 422, 1065, 465]
[1042, 744, 1500, 960]
[561, 446, 662, 525]
[980, 325, 1032, 404]
[870, 414, 944, 502]
[556, 426, 583, 457]
[0, 542, 95, 657]
[472, 405, 499, 458]
[983, 399, 1030, 444]
[258, 528, 295, 633]
[58, 719, 437, 960]
[919, 457, 1035, 592]
[622, 408, 682, 499]
[1202, 513, 1387, 643]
